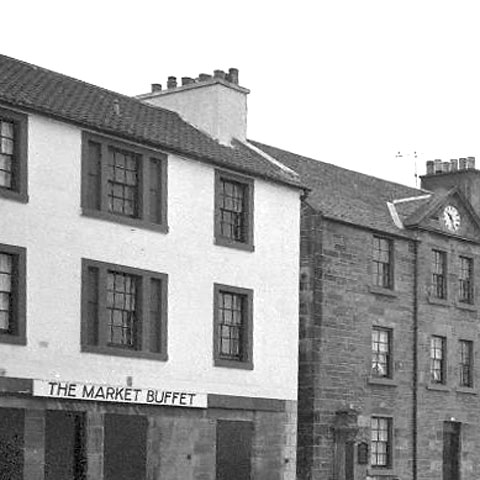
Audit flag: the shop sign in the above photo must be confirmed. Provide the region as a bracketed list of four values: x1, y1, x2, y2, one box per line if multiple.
[33, 380, 207, 408]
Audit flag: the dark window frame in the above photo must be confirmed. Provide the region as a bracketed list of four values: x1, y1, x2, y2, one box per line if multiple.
[81, 132, 168, 233]
[370, 416, 393, 468]
[0, 107, 28, 203]
[0, 243, 26, 345]
[432, 249, 447, 300]
[214, 170, 254, 252]
[458, 256, 474, 304]
[213, 283, 253, 370]
[372, 236, 393, 289]
[459, 339, 473, 388]
[81, 258, 168, 360]
[371, 326, 393, 379]
[431, 335, 447, 385]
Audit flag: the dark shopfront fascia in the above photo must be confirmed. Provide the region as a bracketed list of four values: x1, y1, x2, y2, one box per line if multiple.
[0, 376, 293, 480]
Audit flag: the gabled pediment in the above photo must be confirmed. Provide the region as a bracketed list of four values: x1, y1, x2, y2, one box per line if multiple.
[401, 187, 480, 240]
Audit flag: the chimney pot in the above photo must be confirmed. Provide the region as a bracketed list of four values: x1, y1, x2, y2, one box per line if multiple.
[151, 83, 162, 93]
[459, 158, 467, 170]
[181, 77, 195, 86]
[467, 156, 476, 169]
[167, 76, 177, 89]
[214, 69, 226, 80]
[434, 159, 442, 174]
[450, 159, 458, 171]
[426, 161, 434, 175]
[442, 161, 451, 173]
[228, 68, 239, 84]
[198, 73, 212, 82]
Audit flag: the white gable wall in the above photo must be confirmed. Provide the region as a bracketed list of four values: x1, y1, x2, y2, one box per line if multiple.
[0, 113, 300, 401]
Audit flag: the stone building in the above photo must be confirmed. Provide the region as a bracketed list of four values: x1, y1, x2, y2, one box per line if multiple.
[0, 55, 303, 480]
[253, 143, 480, 480]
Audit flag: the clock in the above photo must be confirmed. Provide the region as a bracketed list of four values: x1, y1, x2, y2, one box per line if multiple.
[443, 205, 461, 232]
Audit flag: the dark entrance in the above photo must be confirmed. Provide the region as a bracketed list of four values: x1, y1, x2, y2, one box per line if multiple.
[216, 420, 253, 480]
[104, 413, 147, 480]
[443, 421, 461, 480]
[0, 408, 24, 480]
[45, 410, 86, 480]
[345, 441, 354, 480]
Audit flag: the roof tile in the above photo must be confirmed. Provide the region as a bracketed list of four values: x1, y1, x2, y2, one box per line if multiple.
[0, 54, 303, 190]
[252, 140, 427, 235]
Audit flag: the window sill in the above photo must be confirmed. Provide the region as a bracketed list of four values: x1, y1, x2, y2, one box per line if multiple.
[455, 302, 476, 312]
[427, 383, 450, 392]
[215, 236, 254, 252]
[82, 344, 168, 361]
[367, 468, 398, 478]
[0, 188, 28, 203]
[0, 334, 26, 346]
[368, 377, 397, 387]
[427, 296, 450, 307]
[82, 208, 169, 234]
[369, 285, 397, 297]
[214, 357, 254, 370]
[456, 386, 477, 395]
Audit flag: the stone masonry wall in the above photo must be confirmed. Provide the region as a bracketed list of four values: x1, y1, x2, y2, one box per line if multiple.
[416, 231, 480, 480]
[297, 213, 415, 480]
[0, 395, 293, 480]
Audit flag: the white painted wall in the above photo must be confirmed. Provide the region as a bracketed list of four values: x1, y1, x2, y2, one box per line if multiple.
[0, 113, 300, 401]
[142, 82, 248, 145]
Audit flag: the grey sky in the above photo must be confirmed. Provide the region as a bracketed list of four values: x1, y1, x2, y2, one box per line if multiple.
[4, 0, 480, 187]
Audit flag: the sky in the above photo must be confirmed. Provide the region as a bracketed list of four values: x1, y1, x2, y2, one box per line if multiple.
[3, 0, 480, 188]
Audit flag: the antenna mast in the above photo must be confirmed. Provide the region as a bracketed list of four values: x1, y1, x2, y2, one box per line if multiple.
[396, 151, 420, 187]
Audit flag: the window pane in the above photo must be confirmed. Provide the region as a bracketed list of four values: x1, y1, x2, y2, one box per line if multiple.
[370, 417, 391, 467]
[219, 179, 246, 242]
[432, 250, 446, 299]
[459, 257, 473, 303]
[218, 291, 245, 360]
[459, 340, 473, 387]
[0, 253, 13, 332]
[373, 237, 392, 288]
[1, 138, 14, 155]
[107, 148, 139, 218]
[0, 121, 14, 138]
[372, 327, 391, 377]
[430, 336, 446, 384]
[106, 271, 138, 348]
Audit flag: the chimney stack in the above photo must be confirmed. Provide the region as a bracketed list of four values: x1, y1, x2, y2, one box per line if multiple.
[227, 68, 239, 85]
[167, 76, 177, 89]
[181, 77, 195, 86]
[421, 156, 480, 216]
[138, 67, 249, 146]
[213, 70, 226, 80]
[198, 73, 212, 82]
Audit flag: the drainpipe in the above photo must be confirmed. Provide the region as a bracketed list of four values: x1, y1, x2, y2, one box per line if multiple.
[413, 238, 419, 480]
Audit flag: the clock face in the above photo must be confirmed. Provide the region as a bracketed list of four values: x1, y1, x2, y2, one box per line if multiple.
[443, 205, 461, 232]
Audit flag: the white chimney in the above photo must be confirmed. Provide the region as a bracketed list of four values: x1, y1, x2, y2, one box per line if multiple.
[137, 68, 249, 146]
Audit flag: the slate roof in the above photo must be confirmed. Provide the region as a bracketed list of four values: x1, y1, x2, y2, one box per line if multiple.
[252, 140, 429, 236]
[0, 54, 302, 190]
[393, 195, 432, 224]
